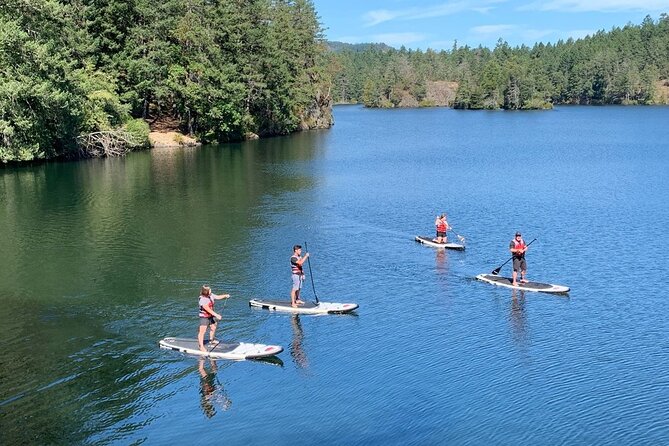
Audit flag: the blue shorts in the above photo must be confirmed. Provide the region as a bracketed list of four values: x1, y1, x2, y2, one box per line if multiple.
[292, 274, 303, 291]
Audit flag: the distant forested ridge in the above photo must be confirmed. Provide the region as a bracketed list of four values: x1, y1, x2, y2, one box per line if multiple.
[0, 0, 331, 163]
[326, 14, 669, 110]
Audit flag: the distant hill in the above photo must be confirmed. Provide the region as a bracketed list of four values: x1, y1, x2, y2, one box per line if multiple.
[326, 41, 394, 52]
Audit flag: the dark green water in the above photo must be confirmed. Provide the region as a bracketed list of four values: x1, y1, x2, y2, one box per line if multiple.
[1, 105, 668, 445]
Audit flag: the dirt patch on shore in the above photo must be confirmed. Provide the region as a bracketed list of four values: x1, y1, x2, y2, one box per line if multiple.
[148, 132, 200, 148]
[655, 79, 669, 104]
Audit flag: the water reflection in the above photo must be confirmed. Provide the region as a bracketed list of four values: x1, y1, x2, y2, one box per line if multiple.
[509, 289, 528, 348]
[290, 315, 309, 370]
[435, 249, 448, 274]
[198, 357, 232, 418]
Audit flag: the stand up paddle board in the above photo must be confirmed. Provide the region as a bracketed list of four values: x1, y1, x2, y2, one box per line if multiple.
[159, 337, 283, 360]
[415, 235, 465, 250]
[476, 274, 570, 294]
[249, 299, 358, 314]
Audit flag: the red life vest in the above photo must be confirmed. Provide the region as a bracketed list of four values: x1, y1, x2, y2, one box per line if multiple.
[436, 219, 447, 232]
[199, 295, 214, 318]
[291, 255, 303, 275]
[512, 238, 526, 256]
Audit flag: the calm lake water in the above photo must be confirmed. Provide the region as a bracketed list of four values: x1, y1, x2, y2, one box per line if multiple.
[1, 105, 668, 445]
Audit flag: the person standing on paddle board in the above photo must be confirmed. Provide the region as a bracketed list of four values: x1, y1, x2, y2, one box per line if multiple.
[434, 214, 449, 243]
[290, 245, 309, 307]
[197, 285, 230, 352]
[510, 232, 529, 285]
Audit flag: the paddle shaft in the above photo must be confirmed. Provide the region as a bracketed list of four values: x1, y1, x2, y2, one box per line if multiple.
[448, 227, 465, 243]
[304, 241, 320, 304]
[210, 294, 229, 353]
[492, 238, 537, 275]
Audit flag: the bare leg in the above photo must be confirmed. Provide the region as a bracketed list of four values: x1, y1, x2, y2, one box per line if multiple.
[520, 270, 528, 283]
[291, 288, 297, 307]
[209, 322, 217, 343]
[198, 325, 208, 352]
[512, 270, 518, 286]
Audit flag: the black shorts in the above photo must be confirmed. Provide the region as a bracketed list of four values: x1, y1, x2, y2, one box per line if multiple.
[436, 231, 446, 237]
[200, 316, 217, 326]
[513, 257, 527, 272]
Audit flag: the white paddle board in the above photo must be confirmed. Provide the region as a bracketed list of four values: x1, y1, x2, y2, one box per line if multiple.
[249, 299, 358, 314]
[476, 274, 570, 294]
[415, 235, 465, 250]
[159, 337, 283, 360]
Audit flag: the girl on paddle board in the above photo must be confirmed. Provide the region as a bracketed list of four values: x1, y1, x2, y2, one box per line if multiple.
[434, 214, 449, 243]
[509, 232, 529, 286]
[197, 285, 230, 352]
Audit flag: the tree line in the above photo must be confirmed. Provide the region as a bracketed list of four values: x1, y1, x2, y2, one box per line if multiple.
[326, 14, 669, 110]
[0, 0, 330, 163]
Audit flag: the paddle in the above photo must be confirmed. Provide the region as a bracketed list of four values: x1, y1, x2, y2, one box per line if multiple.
[304, 241, 320, 304]
[210, 293, 230, 353]
[491, 238, 536, 275]
[448, 227, 466, 244]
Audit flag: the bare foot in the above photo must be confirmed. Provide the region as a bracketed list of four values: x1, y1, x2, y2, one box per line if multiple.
[296, 300, 305, 305]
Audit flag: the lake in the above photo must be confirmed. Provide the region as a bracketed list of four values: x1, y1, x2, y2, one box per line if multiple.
[1, 105, 668, 445]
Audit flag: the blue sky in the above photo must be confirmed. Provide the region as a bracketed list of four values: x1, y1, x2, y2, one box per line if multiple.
[312, 0, 669, 50]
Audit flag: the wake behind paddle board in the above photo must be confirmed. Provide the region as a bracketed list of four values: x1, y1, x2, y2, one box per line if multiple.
[159, 337, 283, 360]
[476, 274, 570, 294]
[415, 235, 465, 250]
[249, 299, 358, 314]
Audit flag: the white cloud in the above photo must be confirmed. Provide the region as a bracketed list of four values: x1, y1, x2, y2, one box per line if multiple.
[519, 28, 557, 41]
[364, 10, 401, 27]
[520, 0, 669, 12]
[363, 0, 507, 27]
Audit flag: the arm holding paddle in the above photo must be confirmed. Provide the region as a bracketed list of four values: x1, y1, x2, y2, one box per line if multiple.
[509, 244, 527, 256]
[209, 293, 230, 320]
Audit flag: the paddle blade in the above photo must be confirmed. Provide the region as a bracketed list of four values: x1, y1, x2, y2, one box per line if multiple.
[491, 267, 502, 275]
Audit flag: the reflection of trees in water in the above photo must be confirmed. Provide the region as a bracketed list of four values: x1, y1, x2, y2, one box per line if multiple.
[290, 315, 309, 370]
[198, 358, 232, 418]
[0, 126, 326, 440]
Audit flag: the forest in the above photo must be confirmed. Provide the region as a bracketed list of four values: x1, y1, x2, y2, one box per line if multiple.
[326, 14, 669, 110]
[2, 4, 669, 163]
[0, 0, 330, 162]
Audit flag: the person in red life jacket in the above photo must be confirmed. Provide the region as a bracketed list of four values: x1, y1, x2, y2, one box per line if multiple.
[509, 232, 529, 285]
[290, 245, 309, 307]
[197, 285, 230, 352]
[433, 213, 449, 243]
